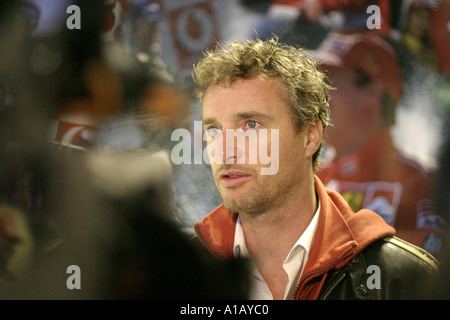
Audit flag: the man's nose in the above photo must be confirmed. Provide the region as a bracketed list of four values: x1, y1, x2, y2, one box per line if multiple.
[216, 129, 244, 164]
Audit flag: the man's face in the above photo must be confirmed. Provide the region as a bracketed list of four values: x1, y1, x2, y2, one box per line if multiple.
[202, 77, 314, 213]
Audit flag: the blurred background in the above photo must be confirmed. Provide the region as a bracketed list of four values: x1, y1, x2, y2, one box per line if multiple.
[0, 0, 448, 299]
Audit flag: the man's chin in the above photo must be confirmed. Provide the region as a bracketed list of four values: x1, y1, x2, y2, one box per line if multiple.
[222, 196, 265, 214]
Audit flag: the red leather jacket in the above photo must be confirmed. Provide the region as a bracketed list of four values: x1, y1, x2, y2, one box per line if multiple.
[194, 177, 397, 299]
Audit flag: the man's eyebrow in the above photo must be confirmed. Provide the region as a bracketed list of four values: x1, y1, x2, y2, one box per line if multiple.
[235, 112, 273, 121]
[202, 117, 218, 127]
[202, 112, 273, 127]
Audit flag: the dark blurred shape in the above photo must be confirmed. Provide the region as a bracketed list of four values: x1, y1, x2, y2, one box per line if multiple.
[425, 114, 450, 299]
[1, 0, 249, 299]
[0, 208, 23, 294]
[8, 151, 249, 299]
[239, 0, 273, 13]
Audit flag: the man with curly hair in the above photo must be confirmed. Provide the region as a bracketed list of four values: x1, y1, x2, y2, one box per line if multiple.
[192, 37, 438, 300]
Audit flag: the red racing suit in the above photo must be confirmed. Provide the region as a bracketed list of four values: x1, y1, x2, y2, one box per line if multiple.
[317, 130, 446, 259]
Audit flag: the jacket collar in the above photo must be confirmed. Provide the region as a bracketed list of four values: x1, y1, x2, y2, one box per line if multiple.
[194, 204, 238, 260]
[293, 177, 395, 299]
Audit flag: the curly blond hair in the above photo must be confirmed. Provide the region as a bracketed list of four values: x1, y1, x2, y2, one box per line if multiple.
[193, 37, 332, 171]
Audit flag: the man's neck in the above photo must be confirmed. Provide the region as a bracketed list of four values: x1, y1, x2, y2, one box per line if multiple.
[237, 175, 317, 300]
[238, 176, 317, 263]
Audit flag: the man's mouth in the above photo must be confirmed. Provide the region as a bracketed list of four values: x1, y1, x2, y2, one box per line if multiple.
[218, 170, 251, 187]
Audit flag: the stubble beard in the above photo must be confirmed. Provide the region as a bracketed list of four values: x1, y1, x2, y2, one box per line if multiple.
[217, 171, 295, 214]
[221, 186, 271, 214]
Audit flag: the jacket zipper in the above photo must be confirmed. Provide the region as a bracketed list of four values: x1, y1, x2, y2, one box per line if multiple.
[289, 244, 356, 300]
[194, 224, 225, 261]
[320, 271, 347, 300]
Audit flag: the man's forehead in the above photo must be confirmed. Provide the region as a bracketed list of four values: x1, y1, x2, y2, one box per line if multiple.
[202, 77, 286, 106]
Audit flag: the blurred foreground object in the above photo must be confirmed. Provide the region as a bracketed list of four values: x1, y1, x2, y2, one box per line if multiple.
[1, 0, 249, 299]
[8, 150, 249, 299]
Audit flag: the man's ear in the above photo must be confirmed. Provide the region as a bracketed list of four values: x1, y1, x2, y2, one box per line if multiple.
[305, 118, 323, 158]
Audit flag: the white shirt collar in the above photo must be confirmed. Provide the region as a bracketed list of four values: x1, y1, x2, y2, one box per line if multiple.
[233, 200, 320, 299]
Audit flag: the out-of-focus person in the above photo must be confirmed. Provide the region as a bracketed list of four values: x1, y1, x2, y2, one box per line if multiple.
[313, 31, 446, 259]
[396, 0, 441, 73]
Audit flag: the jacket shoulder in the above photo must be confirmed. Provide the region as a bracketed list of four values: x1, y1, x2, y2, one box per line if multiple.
[320, 236, 439, 300]
[361, 236, 438, 299]
[367, 236, 439, 273]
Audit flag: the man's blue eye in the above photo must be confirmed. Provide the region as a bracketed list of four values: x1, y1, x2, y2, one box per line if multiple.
[206, 127, 220, 136]
[247, 120, 258, 129]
